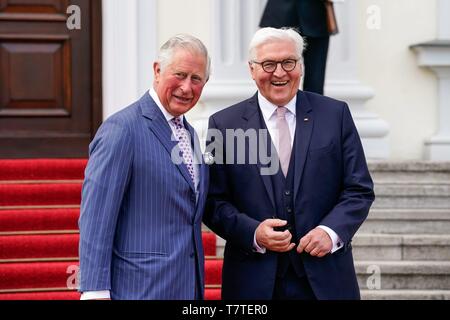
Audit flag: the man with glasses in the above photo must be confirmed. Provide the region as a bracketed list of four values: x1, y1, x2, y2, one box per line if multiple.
[204, 27, 374, 300]
[259, 0, 337, 95]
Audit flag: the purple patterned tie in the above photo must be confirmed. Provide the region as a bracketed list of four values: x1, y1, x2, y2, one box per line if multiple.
[276, 107, 292, 177]
[172, 117, 195, 184]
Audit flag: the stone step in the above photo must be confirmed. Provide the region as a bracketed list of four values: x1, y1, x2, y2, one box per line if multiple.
[361, 289, 450, 300]
[372, 183, 450, 209]
[356, 261, 450, 290]
[368, 161, 450, 183]
[361, 209, 450, 234]
[374, 183, 450, 196]
[352, 234, 450, 261]
[213, 233, 450, 261]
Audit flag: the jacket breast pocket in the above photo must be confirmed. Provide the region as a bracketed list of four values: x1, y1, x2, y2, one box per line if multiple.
[118, 251, 169, 259]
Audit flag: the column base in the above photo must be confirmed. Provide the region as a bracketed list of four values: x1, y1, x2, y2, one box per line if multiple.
[425, 136, 450, 160]
[327, 80, 390, 159]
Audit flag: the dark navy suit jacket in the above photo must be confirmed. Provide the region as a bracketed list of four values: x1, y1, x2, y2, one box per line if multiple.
[204, 91, 374, 300]
[79, 92, 209, 300]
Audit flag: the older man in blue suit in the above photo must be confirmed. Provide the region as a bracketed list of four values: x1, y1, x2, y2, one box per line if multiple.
[79, 34, 210, 300]
[204, 27, 374, 300]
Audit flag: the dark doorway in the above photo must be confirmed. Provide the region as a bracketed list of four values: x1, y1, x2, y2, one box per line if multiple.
[0, 0, 102, 158]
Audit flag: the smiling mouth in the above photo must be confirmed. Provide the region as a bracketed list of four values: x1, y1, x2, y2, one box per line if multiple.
[173, 95, 192, 103]
[271, 81, 289, 87]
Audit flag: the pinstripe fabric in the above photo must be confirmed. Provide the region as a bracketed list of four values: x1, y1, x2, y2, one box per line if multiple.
[79, 92, 208, 300]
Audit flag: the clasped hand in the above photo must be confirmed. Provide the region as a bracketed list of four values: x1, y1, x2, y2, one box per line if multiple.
[255, 219, 332, 258]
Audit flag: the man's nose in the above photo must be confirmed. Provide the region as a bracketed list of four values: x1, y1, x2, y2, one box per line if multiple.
[273, 63, 287, 77]
[179, 79, 192, 92]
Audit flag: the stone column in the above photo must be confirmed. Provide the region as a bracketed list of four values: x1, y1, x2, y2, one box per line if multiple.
[102, 0, 158, 119]
[326, 1, 389, 159]
[411, 0, 450, 160]
[192, 0, 264, 139]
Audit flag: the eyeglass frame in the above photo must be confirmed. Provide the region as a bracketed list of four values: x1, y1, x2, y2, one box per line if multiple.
[250, 58, 300, 73]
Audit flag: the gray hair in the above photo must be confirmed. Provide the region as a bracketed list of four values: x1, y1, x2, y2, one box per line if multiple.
[158, 34, 211, 80]
[249, 27, 305, 62]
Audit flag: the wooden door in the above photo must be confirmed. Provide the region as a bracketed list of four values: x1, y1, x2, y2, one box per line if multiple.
[0, 0, 102, 158]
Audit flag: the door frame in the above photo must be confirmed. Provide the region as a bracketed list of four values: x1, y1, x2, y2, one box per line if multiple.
[90, 0, 103, 140]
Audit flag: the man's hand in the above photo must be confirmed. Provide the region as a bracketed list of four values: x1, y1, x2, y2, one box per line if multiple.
[255, 219, 296, 253]
[297, 227, 332, 258]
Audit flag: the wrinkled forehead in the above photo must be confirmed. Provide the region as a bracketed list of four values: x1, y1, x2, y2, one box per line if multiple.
[254, 39, 298, 60]
[169, 47, 208, 70]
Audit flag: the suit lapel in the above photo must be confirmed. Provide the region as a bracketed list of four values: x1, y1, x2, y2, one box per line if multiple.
[293, 91, 314, 201]
[243, 94, 276, 209]
[140, 93, 195, 192]
[185, 119, 209, 222]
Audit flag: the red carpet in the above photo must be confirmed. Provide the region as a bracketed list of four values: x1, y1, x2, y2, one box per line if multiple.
[0, 258, 222, 291]
[0, 159, 87, 181]
[0, 291, 81, 300]
[204, 259, 223, 285]
[0, 159, 223, 300]
[0, 184, 82, 207]
[0, 234, 79, 260]
[0, 261, 79, 290]
[0, 209, 79, 233]
[0, 233, 217, 260]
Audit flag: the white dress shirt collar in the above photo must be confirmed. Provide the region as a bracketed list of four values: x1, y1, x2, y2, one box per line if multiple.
[257, 91, 297, 122]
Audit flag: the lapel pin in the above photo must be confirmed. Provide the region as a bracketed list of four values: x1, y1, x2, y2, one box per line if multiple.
[203, 152, 215, 165]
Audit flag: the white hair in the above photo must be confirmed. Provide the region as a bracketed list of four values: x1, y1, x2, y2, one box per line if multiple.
[249, 27, 305, 62]
[157, 34, 211, 79]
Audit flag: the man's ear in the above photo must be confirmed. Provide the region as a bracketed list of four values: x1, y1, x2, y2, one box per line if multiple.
[248, 62, 256, 80]
[153, 62, 161, 82]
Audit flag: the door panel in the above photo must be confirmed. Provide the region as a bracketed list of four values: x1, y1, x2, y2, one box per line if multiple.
[0, 0, 102, 158]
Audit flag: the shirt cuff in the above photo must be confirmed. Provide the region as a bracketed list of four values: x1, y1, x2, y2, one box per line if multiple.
[253, 231, 266, 254]
[80, 290, 111, 300]
[317, 225, 344, 254]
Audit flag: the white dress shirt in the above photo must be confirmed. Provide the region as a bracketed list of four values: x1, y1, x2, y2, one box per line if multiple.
[81, 89, 200, 300]
[253, 92, 344, 254]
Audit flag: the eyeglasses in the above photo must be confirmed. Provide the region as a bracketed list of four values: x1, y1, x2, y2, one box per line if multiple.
[251, 59, 299, 73]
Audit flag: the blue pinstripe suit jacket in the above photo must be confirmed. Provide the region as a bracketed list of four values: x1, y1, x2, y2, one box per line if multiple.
[79, 92, 209, 300]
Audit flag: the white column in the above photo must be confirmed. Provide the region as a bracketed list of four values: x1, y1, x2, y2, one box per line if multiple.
[137, 0, 158, 96]
[102, 0, 158, 119]
[438, 0, 450, 40]
[411, 0, 450, 160]
[201, 0, 266, 102]
[326, 1, 389, 159]
[190, 0, 265, 141]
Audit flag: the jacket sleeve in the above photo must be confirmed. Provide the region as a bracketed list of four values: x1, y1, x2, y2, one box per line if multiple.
[78, 117, 133, 292]
[320, 103, 375, 244]
[203, 116, 261, 252]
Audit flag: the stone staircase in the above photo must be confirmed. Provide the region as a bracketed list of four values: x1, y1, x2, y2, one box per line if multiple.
[213, 161, 450, 299]
[358, 161, 450, 299]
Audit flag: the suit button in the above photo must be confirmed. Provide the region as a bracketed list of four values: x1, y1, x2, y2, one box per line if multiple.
[286, 207, 293, 214]
[285, 190, 291, 196]
[190, 194, 196, 202]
